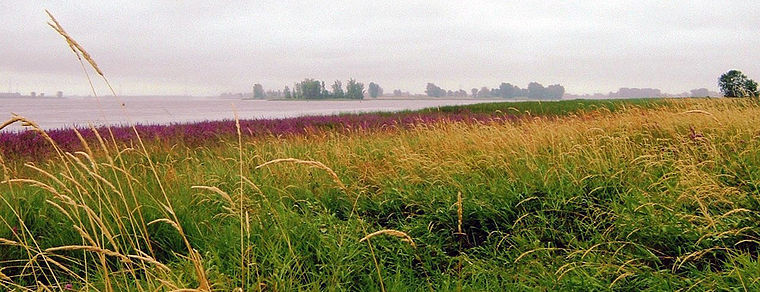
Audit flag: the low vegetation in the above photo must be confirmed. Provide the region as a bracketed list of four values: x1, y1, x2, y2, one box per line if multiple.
[0, 99, 664, 161]
[3, 97, 760, 290]
[3, 11, 759, 291]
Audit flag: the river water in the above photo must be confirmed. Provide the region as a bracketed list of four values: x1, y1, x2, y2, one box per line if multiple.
[0, 96, 506, 131]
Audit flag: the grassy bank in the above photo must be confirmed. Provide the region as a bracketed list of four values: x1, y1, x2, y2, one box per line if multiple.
[0, 98, 666, 161]
[2, 98, 760, 290]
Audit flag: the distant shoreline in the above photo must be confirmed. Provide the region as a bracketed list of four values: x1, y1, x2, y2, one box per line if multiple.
[0, 95, 686, 101]
[255, 97, 534, 102]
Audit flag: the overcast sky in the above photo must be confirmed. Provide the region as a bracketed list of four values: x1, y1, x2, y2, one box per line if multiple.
[1, 1, 759, 96]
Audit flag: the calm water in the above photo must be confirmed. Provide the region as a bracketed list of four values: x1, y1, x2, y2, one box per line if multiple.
[0, 96, 505, 131]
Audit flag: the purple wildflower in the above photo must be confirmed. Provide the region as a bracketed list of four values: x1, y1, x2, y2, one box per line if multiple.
[1, 111, 514, 160]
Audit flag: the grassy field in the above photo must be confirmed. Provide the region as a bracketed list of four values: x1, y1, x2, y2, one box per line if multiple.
[2, 97, 760, 291]
[0, 98, 665, 161]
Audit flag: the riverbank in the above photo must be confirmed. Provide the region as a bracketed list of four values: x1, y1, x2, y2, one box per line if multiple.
[0, 99, 662, 160]
[5, 98, 759, 290]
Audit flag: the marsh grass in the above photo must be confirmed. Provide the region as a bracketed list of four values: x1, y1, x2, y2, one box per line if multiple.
[2, 10, 760, 292]
[5, 95, 760, 290]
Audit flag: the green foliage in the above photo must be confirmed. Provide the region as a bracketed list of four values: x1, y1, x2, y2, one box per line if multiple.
[294, 78, 323, 99]
[288, 78, 366, 99]
[469, 82, 565, 99]
[346, 79, 365, 100]
[719, 70, 759, 97]
[331, 80, 344, 99]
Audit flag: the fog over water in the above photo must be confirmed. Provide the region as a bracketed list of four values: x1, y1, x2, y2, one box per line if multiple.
[0, 96, 504, 131]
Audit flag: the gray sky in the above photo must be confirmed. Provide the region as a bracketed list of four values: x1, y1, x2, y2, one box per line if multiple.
[1, 1, 759, 96]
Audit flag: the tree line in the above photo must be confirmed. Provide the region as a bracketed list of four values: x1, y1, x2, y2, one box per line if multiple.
[245, 70, 758, 100]
[249, 79, 385, 100]
[248, 80, 564, 100]
[564, 88, 721, 99]
[426, 82, 565, 99]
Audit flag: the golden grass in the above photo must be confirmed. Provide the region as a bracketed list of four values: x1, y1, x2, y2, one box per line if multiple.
[456, 191, 463, 235]
[46, 9, 103, 76]
[1, 10, 214, 292]
[0, 10, 757, 291]
[4, 96, 760, 290]
[360, 229, 417, 248]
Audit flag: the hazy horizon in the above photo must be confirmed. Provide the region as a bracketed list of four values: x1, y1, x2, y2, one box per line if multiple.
[2, 1, 759, 96]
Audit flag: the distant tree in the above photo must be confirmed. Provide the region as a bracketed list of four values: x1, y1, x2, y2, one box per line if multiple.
[478, 86, 491, 97]
[425, 83, 445, 97]
[293, 82, 303, 98]
[499, 82, 518, 98]
[393, 89, 403, 97]
[457, 89, 467, 97]
[331, 80, 344, 98]
[346, 79, 365, 99]
[527, 82, 546, 99]
[545, 84, 565, 99]
[321, 81, 329, 98]
[471, 88, 478, 98]
[368, 82, 383, 98]
[265, 89, 282, 97]
[295, 78, 323, 99]
[719, 70, 758, 97]
[690, 88, 710, 97]
[253, 83, 265, 98]
[612, 87, 661, 98]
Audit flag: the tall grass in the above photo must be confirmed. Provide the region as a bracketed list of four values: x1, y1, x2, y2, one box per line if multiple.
[5, 95, 760, 290]
[0, 11, 210, 291]
[2, 11, 760, 291]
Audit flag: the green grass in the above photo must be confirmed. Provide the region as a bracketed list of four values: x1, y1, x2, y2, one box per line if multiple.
[433, 98, 671, 115]
[359, 98, 671, 119]
[2, 98, 760, 290]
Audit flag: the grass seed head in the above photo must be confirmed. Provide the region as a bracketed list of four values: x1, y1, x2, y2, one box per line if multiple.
[360, 229, 417, 248]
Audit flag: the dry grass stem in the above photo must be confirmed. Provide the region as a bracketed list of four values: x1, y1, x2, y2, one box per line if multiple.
[46, 10, 104, 76]
[360, 229, 417, 248]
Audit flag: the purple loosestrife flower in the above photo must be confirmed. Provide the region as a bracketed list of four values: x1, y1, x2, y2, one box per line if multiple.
[0, 111, 509, 160]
